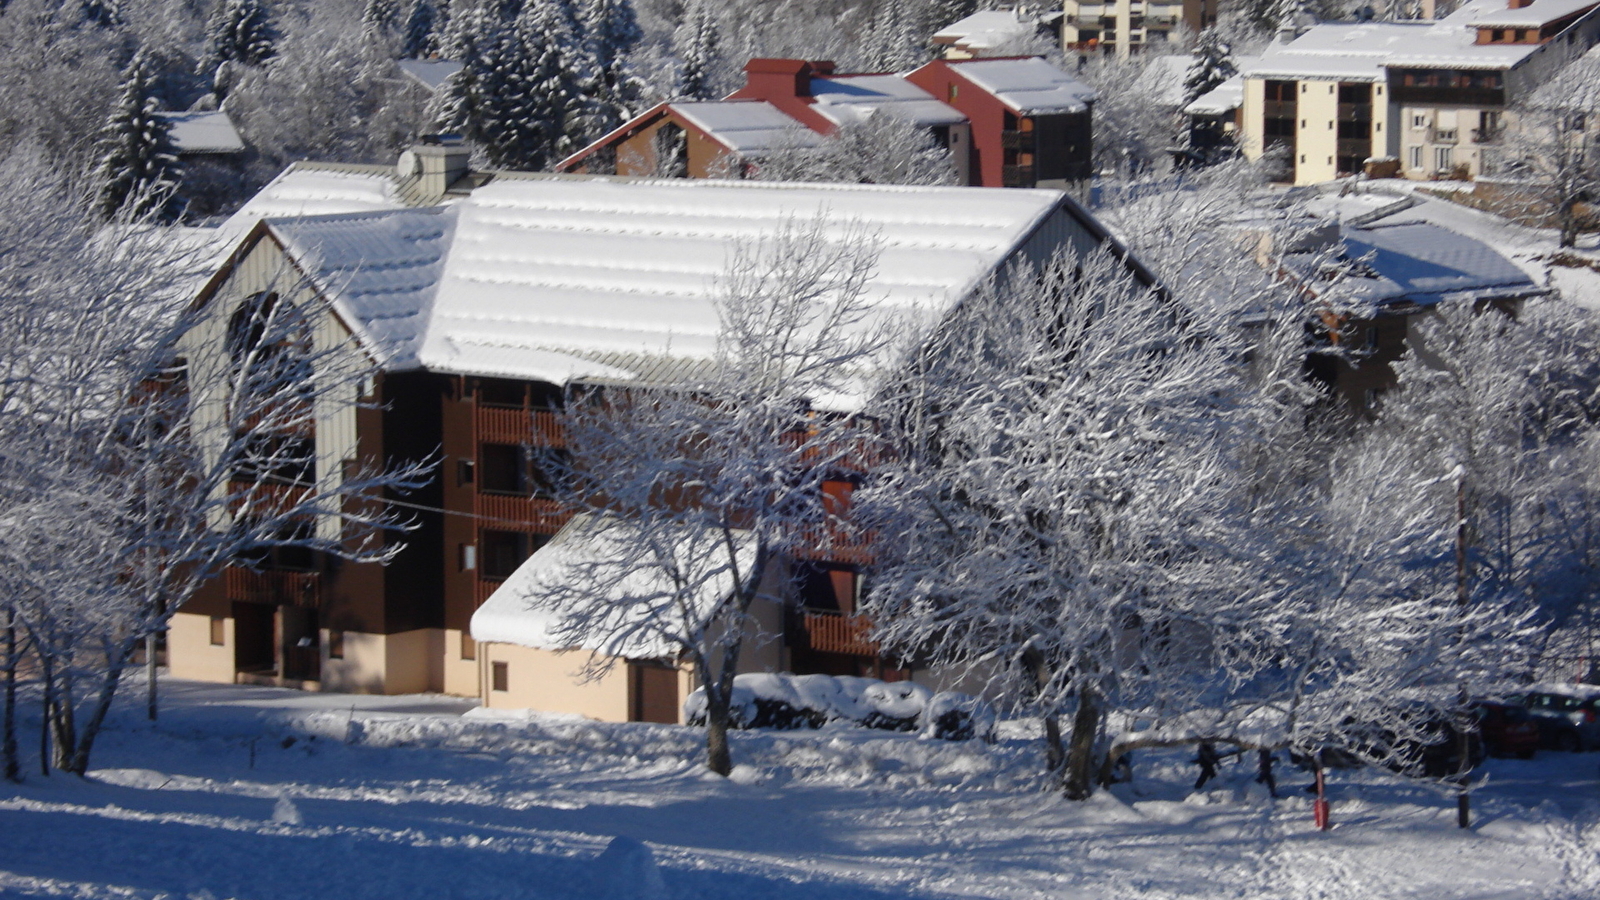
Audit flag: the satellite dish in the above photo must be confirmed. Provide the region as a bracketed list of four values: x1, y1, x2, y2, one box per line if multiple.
[397, 149, 421, 178]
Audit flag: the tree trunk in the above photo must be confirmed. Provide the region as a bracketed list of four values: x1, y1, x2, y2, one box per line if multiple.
[1063, 686, 1102, 801]
[65, 653, 127, 776]
[1041, 712, 1065, 775]
[145, 631, 159, 722]
[38, 654, 52, 777]
[3, 613, 18, 783]
[49, 669, 76, 773]
[705, 689, 733, 777]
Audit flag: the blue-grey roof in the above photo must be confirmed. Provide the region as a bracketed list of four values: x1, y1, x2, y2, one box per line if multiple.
[1338, 221, 1546, 311]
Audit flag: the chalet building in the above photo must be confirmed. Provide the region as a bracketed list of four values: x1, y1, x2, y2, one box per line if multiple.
[167, 142, 1150, 722]
[932, 8, 1065, 58]
[1238, 0, 1600, 185]
[557, 57, 1094, 189]
[1060, 0, 1218, 57]
[1272, 205, 1549, 409]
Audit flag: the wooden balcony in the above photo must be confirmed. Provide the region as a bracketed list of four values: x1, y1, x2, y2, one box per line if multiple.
[475, 405, 564, 447]
[798, 609, 879, 657]
[475, 493, 572, 532]
[791, 524, 874, 566]
[474, 577, 500, 605]
[1263, 100, 1296, 119]
[1001, 164, 1036, 188]
[225, 567, 320, 608]
[1001, 130, 1032, 151]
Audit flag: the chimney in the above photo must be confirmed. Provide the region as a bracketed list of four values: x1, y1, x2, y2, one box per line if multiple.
[400, 134, 470, 201]
[740, 58, 834, 99]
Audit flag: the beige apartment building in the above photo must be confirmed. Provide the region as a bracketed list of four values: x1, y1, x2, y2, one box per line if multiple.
[1238, 0, 1600, 185]
[1060, 0, 1217, 57]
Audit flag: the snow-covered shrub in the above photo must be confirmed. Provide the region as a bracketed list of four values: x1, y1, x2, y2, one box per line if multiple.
[684, 673, 986, 739]
[919, 692, 997, 742]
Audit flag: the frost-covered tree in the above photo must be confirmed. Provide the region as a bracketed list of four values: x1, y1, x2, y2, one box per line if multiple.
[1183, 28, 1237, 110]
[200, 0, 277, 75]
[859, 248, 1274, 799]
[92, 50, 178, 220]
[532, 219, 891, 777]
[673, 0, 721, 100]
[0, 152, 428, 777]
[754, 116, 956, 186]
[1078, 50, 1185, 175]
[1488, 48, 1600, 247]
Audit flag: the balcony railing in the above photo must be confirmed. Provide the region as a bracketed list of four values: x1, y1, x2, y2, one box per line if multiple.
[1263, 100, 1296, 119]
[1337, 103, 1372, 122]
[1002, 164, 1036, 187]
[227, 479, 311, 515]
[475, 405, 563, 447]
[1337, 138, 1373, 158]
[475, 493, 571, 532]
[790, 524, 874, 566]
[225, 567, 320, 608]
[1001, 130, 1032, 150]
[799, 608, 879, 657]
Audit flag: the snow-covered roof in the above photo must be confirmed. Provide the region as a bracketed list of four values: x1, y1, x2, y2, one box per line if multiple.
[1187, 74, 1247, 115]
[1319, 221, 1546, 310]
[220, 163, 401, 247]
[1244, 0, 1597, 82]
[215, 167, 1080, 405]
[397, 58, 462, 93]
[933, 9, 1033, 51]
[156, 110, 245, 155]
[469, 513, 755, 656]
[268, 207, 455, 370]
[808, 75, 967, 127]
[947, 58, 1096, 114]
[670, 100, 825, 154]
[1465, 0, 1598, 28]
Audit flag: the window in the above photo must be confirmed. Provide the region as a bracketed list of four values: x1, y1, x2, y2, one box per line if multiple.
[477, 379, 525, 408]
[210, 616, 226, 646]
[461, 632, 476, 661]
[528, 448, 569, 500]
[1412, 114, 1427, 128]
[479, 443, 524, 494]
[1435, 129, 1457, 143]
[459, 542, 477, 571]
[1409, 146, 1423, 169]
[457, 458, 475, 486]
[1436, 146, 1454, 170]
[481, 531, 548, 579]
[492, 661, 509, 692]
[328, 630, 345, 660]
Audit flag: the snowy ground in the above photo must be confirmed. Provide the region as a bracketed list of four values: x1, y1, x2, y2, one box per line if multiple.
[3, 678, 1599, 899]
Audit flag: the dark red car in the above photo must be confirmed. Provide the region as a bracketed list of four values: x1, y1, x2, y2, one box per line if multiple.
[1474, 701, 1539, 759]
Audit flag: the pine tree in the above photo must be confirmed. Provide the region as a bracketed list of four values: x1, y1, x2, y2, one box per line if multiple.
[674, 0, 720, 101]
[401, 0, 439, 58]
[433, 0, 588, 170]
[79, 0, 123, 27]
[93, 51, 178, 220]
[362, 0, 402, 41]
[201, 0, 277, 75]
[861, 1, 927, 73]
[1182, 28, 1237, 109]
[576, 0, 643, 137]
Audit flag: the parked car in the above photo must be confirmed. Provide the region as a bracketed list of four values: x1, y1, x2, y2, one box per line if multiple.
[1295, 704, 1485, 778]
[1512, 685, 1600, 752]
[1472, 701, 1539, 759]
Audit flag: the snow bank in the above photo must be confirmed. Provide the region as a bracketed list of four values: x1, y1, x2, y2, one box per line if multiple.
[683, 673, 993, 739]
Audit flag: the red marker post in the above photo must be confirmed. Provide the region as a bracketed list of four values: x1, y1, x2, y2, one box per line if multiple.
[1313, 759, 1330, 831]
